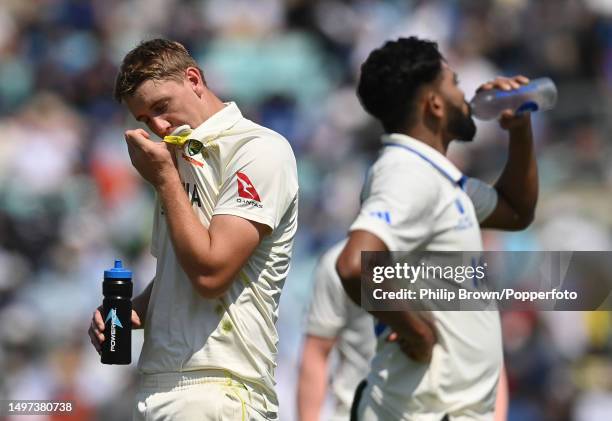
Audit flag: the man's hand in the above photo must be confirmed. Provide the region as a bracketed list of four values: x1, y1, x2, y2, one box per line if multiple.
[476, 75, 531, 131]
[88, 306, 142, 355]
[125, 129, 179, 188]
[386, 313, 437, 363]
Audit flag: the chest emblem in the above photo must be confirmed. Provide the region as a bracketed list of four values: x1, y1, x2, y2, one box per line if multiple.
[187, 139, 203, 156]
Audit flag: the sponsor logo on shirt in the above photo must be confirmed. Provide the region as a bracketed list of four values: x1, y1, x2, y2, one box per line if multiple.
[183, 182, 202, 207]
[369, 211, 391, 224]
[181, 153, 204, 167]
[236, 172, 262, 207]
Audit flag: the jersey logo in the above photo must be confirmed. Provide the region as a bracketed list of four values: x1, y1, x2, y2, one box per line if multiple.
[454, 197, 474, 230]
[455, 198, 465, 214]
[187, 139, 203, 156]
[237, 172, 261, 202]
[181, 153, 204, 167]
[104, 308, 123, 328]
[369, 211, 391, 224]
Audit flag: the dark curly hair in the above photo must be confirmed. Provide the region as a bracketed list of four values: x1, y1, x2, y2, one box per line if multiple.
[357, 37, 444, 133]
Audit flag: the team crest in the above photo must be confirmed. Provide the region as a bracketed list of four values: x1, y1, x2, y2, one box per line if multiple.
[187, 139, 203, 156]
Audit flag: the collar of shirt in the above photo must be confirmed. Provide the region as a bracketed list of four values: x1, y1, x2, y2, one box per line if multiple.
[381, 133, 466, 187]
[188, 102, 243, 143]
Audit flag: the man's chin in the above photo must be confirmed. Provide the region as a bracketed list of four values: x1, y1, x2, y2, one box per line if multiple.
[456, 133, 476, 142]
[453, 125, 477, 142]
[447, 107, 477, 142]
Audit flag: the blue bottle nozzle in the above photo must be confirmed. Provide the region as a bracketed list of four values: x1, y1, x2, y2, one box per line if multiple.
[104, 259, 133, 279]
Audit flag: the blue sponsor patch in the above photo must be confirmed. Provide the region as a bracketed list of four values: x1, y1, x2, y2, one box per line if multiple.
[369, 211, 391, 224]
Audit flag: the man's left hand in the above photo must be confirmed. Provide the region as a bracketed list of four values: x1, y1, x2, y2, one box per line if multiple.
[125, 129, 179, 188]
[476, 75, 531, 131]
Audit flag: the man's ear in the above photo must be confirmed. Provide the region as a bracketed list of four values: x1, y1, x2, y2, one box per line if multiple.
[425, 91, 445, 119]
[186, 67, 204, 97]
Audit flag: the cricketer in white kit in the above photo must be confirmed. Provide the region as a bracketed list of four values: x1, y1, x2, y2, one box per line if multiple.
[337, 37, 538, 421]
[88, 39, 298, 421]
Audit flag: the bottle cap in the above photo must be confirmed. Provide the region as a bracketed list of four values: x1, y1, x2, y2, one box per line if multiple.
[516, 101, 539, 115]
[104, 260, 133, 279]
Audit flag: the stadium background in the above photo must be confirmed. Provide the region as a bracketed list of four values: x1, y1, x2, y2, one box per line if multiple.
[0, 0, 610, 420]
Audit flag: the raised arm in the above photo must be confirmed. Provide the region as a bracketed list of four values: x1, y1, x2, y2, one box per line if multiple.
[477, 76, 539, 231]
[124, 129, 269, 299]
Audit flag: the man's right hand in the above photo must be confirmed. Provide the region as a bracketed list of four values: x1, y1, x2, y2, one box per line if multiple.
[386, 313, 437, 363]
[88, 306, 142, 355]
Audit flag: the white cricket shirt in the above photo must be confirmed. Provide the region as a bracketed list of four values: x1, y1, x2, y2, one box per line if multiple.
[349, 133, 502, 419]
[138, 103, 299, 409]
[306, 240, 376, 420]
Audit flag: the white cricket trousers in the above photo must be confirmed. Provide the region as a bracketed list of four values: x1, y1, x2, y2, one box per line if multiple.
[357, 384, 494, 421]
[133, 370, 275, 421]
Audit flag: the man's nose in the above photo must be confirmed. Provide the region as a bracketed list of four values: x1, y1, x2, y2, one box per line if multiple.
[151, 117, 171, 136]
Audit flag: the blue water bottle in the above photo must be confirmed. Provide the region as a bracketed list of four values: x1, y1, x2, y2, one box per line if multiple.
[101, 260, 132, 365]
[470, 77, 558, 120]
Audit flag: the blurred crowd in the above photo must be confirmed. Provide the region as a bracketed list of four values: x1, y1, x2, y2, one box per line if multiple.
[0, 1, 610, 420]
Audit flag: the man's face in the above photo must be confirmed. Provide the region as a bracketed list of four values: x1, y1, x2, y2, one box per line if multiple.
[438, 63, 476, 142]
[125, 74, 204, 139]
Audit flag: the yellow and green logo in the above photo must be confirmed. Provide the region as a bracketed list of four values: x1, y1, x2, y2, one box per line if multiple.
[187, 139, 203, 156]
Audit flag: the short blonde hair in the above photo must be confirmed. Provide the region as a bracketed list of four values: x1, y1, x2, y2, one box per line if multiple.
[114, 38, 205, 102]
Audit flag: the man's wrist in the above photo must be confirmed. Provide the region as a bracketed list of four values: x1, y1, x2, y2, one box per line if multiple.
[508, 116, 532, 137]
[155, 170, 182, 193]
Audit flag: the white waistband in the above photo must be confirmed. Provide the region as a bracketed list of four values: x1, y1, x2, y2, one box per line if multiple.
[138, 369, 269, 410]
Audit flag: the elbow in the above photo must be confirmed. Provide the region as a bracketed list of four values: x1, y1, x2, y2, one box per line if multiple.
[514, 210, 535, 231]
[336, 250, 361, 289]
[190, 274, 231, 299]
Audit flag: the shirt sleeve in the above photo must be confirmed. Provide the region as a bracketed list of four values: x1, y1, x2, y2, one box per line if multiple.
[349, 159, 439, 251]
[306, 246, 348, 338]
[463, 177, 498, 223]
[213, 135, 298, 230]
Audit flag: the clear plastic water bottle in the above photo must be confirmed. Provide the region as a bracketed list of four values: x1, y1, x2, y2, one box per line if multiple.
[469, 77, 558, 121]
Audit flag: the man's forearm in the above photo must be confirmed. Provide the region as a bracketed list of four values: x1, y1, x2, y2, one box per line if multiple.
[340, 273, 362, 306]
[337, 229, 435, 361]
[339, 271, 432, 342]
[156, 175, 215, 285]
[494, 119, 538, 223]
[343, 277, 436, 362]
[154, 172, 264, 299]
[297, 337, 334, 421]
[337, 244, 432, 342]
[369, 309, 434, 341]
